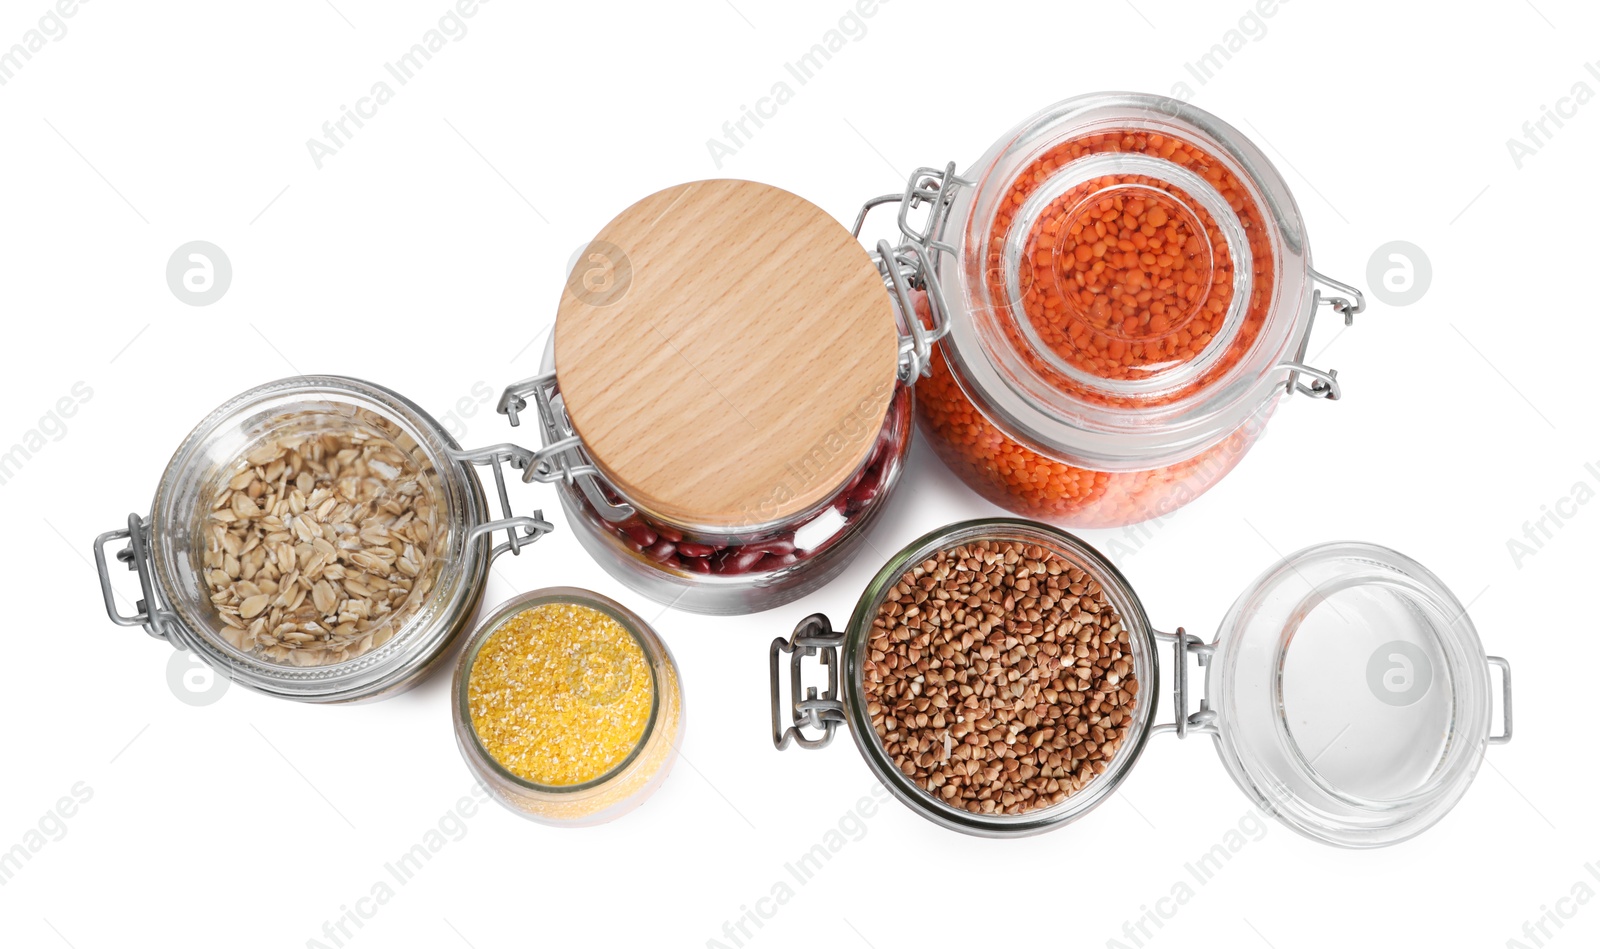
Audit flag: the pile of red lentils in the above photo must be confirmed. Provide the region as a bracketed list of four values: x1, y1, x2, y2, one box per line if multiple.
[916, 129, 1279, 526]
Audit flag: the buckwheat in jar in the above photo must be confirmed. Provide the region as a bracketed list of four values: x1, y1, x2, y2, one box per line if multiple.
[773, 519, 1514, 846]
[863, 93, 1367, 528]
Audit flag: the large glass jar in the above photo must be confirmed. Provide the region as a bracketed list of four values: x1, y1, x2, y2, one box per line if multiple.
[498, 180, 925, 616]
[772, 519, 1512, 846]
[93, 376, 551, 703]
[865, 93, 1367, 528]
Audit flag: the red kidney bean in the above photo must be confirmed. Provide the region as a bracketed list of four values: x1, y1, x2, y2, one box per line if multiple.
[744, 536, 795, 557]
[713, 548, 767, 575]
[756, 552, 800, 572]
[590, 392, 908, 577]
[621, 521, 658, 549]
[847, 463, 888, 512]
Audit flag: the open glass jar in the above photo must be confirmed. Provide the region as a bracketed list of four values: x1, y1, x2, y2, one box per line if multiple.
[93, 376, 552, 703]
[772, 519, 1512, 847]
[859, 92, 1367, 528]
[497, 180, 925, 616]
[452, 587, 684, 826]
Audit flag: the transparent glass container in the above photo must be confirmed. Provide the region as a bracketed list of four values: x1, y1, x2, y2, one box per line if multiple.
[452, 588, 685, 826]
[496, 318, 915, 617]
[93, 376, 552, 703]
[860, 93, 1367, 528]
[772, 519, 1512, 846]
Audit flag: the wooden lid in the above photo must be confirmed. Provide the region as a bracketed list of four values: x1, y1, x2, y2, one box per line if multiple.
[554, 180, 899, 532]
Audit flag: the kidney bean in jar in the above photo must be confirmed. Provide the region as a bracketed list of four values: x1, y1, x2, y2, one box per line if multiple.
[504, 179, 920, 614]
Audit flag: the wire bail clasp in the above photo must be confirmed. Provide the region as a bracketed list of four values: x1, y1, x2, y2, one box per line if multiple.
[1152, 627, 1219, 739]
[854, 163, 972, 382]
[446, 443, 554, 561]
[1283, 270, 1367, 401]
[771, 613, 848, 750]
[497, 371, 635, 522]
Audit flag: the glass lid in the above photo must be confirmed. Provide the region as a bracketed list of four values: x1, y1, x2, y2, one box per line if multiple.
[936, 92, 1326, 471]
[1205, 542, 1511, 848]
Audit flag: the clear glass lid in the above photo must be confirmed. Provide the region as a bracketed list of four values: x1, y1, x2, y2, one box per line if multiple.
[1206, 542, 1511, 847]
[936, 92, 1322, 471]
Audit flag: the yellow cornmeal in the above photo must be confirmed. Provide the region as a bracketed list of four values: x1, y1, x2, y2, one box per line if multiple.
[467, 602, 654, 787]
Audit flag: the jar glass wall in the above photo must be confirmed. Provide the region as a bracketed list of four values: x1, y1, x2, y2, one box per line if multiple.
[452, 588, 685, 826]
[556, 383, 913, 614]
[773, 520, 1510, 845]
[906, 93, 1348, 529]
[95, 375, 549, 703]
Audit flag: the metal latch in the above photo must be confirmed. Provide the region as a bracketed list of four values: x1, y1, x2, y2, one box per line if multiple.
[854, 163, 971, 382]
[447, 444, 555, 560]
[497, 371, 635, 522]
[93, 513, 175, 642]
[771, 613, 848, 750]
[1283, 270, 1367, 401]
[1152, 627, 1219, 739]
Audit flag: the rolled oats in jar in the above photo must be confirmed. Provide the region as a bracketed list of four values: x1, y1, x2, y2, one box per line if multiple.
[94, 376, 552, 703]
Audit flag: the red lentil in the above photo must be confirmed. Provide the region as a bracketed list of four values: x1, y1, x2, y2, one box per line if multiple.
[988, 129, 1276, 401]
[916, 129, 1281, 527]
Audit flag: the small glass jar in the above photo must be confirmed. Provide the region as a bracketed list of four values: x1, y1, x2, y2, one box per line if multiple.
[93, 376, 551, 703]
[497, 179, 926, 615]
[452, 588, 684, 826]
[859, 93, 1367, 528]
[773, 519, 1513, 846]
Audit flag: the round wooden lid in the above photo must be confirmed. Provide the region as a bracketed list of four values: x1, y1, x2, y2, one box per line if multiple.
[554, 180, 900, 532]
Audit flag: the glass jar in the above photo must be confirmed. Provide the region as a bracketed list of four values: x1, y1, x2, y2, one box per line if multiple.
[772, 519, 1512, 846]
[860, 93, 1367, 528]
[497, 179, 927, 616]
[93, 376, 552, 703]
[452, 587, 684, 826]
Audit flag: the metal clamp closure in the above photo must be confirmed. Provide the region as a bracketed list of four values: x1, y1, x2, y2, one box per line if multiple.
[1283, 269, 1367, 401]
[93, 513, 175, 641]
[447, 445, 554, 560]
[771, 613, 848, 750]
[854, 163, 970, 382]
[1152, 627, 1218, 739]
[496, 371, 635, 522]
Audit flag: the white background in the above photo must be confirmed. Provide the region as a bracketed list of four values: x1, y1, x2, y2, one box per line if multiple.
[1, 1, 1592, 947]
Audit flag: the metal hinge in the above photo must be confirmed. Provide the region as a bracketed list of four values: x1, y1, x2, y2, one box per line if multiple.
[1152, 627, 1219, 739]
[496, 371, 635, 522]
[771, 613, 848, 750]
[447, 444, 555, 560]
[93, 513, 177, 642]
[1283, 269, 1367, 401]
[854, 163, 971, 382]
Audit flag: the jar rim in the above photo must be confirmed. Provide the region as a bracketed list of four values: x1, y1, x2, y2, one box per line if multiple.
[1208, 541, 1495, 847]
[838, 518, 1160, 837]
[538, 334, 912, 543]
[148, 375, 491, 702]
[452, 587, 666, 796]
[938, 92, 1314, 471]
